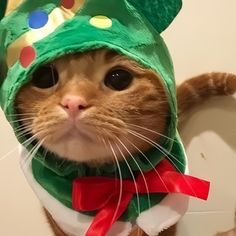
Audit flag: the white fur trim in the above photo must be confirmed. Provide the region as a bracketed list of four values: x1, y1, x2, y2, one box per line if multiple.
[137, 194, 189, 235]
[137, 146, 190, 235]
[19, 144, 189, 236]
[19, 145, 132, 236]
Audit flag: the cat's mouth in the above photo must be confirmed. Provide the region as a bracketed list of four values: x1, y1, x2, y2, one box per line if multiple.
[60, 125, 94, 143]
[40, 125, 117, 162]
[32, 116, 129, 162]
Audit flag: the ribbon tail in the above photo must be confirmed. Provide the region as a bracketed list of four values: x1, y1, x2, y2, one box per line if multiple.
[85, 193, 133, 236]
[163, 172, 210, 200]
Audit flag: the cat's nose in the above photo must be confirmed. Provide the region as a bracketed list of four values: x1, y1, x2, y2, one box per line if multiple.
[60, 95, 88, 118]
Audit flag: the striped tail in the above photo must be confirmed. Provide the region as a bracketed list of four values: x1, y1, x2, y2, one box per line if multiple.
[177, 72, 236, 115]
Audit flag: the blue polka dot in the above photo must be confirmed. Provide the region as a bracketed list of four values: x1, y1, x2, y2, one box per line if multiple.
[28, 10, 49, 29]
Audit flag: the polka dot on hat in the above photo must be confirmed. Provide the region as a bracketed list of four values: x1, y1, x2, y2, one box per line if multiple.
[61, 0, 75, 9]
[89, 15, 112, 29]
[19, 46, 36, 68]
[28, 10, 49, 29]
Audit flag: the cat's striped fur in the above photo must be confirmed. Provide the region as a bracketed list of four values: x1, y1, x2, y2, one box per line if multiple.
[177, 72, 236, 115]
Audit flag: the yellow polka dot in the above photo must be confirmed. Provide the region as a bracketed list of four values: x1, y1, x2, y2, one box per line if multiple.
[89, 15, 112, 29]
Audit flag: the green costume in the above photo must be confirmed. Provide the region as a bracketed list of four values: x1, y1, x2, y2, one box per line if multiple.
[0, 1, 209, 235]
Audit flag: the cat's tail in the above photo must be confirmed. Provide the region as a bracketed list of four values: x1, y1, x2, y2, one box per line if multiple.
[177, 72, 236, 115]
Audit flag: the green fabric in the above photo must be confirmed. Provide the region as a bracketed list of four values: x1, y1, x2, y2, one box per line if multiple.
[0, 0, 7, 85]
[0, 1, 7, 21]
[32, 135, 186, 221]
[128, 0, 182, 33]
[2, 0, 60, 48]
[0, 0, 185, 221]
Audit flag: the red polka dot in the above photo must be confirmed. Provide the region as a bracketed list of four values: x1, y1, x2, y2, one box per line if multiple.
[61, 0, 75, 9]
[19, 46, 36, 68]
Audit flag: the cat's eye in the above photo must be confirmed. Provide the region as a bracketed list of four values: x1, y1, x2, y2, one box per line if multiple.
[104, 69, 133, 91]
[31, 65, 59, 89]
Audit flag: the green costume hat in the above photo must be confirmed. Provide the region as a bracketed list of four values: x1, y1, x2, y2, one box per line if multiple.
[0, 1, 209, 235]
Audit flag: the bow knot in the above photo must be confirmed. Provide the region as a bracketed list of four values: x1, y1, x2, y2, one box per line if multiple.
[72, 160, 210, 236]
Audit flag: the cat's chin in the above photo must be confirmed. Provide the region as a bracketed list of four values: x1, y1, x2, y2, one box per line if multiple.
[42, 134, 155, 165]
[45, 146, 110, 164]
[41, 134, 115, 164]
[39, 124, 159, 164]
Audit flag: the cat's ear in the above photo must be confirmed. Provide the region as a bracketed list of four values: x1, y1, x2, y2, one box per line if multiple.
[127, 0, 182, 33]
[0, 0, 7, 20]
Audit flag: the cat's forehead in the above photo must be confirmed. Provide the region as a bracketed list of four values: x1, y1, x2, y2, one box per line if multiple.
[55, 50, 121, 63]
[53, 49, 138, 73]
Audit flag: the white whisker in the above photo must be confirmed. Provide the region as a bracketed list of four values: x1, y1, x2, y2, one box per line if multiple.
[124, 137, 169, 192]
[42, 148, 48, 166]
[100, 137, 118, 178]
[7, 113, 36, 117]
[116, 137, 151, 209]
[57, 159, 66, 169]
[21, 138, 45, 169]
[9, 117, 34, 124]
[127, 129, 198, 198]
[0, 133, 40, 162]
[16, 127, 32, 137]
[128, 129, 185, 168]
[127, 123, 177, 143]
[108, 141, 123, 225]
[115, 143, 141, 216]
[16, 128, 45, 141]
[14, 125, 32, 133]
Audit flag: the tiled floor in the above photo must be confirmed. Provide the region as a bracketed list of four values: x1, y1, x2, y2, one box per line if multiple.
[1, 0, 236, 236]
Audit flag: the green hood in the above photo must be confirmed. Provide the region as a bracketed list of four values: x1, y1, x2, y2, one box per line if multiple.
[0, 0, 186, 221]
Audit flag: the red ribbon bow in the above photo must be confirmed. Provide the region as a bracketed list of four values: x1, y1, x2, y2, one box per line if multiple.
[72, 159, 210, 236]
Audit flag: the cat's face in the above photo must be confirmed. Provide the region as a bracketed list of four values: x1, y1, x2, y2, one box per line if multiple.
[16, 49, 169, 164]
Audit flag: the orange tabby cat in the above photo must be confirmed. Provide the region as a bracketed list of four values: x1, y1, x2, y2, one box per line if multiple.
[15, 49, 236, 236]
